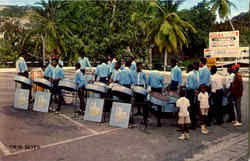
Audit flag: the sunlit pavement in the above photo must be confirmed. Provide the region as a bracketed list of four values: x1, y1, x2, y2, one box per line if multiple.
[0, 71, 248, 161]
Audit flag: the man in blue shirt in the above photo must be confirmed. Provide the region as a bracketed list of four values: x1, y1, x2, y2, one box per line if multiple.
[74, 63, 86, 114]
[132, 62, 147, 116]
[120, 57, 125, 71]
[16, 50, 32, 102]
[117, 61, 134, 88]
[185, 64, 197, 129]
[107, 55, 117, 75]
[199, 58, 210, 89]
[147, 68, 164, 93]
[16, 50, 29, 78]
[110, 61, 121, 83]
[49, 58, 65, 113]
[95, 60, 110, 84]
[128, 56, 137, 72]
[170, 59, 182, 90]
[78, 51, 92, 72]
[44, 64, 53, 80]
[147, 64, 164, 127]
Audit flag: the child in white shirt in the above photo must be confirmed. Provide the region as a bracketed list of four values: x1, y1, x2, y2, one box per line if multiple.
[198, 85, 210, 135]
[176, 89, 191, 140]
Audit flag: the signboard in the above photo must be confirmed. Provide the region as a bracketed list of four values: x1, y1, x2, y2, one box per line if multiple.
[206, 58, 216, 67]
[33, 91, 51, 113]
[109, 102, 131, 128]
[84, 98, 104, 122]
[209, 31, 239, 48]
[14, 88, 29, 110]
[204, 47, 249, 58]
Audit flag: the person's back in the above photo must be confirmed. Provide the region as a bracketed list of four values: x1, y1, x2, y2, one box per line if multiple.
[199, 58, 210, 87]
[232, 71, 243, 97]
[96, 63, 109, 78]
[147, 71, 164, 89]
[117, 67, 133, 85]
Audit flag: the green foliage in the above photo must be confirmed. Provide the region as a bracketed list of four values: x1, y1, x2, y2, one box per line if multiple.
[134, 0, 196, 56]
[179, 0, 216, 57]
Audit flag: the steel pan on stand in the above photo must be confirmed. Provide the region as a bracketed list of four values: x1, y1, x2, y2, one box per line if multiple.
[58, 79, 79, 117]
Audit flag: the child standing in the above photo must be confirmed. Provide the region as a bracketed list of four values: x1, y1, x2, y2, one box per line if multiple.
[198, 85, 210, 134]
[176, 89, 191, 140]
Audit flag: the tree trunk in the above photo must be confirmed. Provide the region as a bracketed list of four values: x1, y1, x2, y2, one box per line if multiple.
[164, 49, 167, 71]
[110, 0, 116, 28]
[227, 16, 235, 31]
[42, 34, 46, 65]
[149, 47, 152, 70]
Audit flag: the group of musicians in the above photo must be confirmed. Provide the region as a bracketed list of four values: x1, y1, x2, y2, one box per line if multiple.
[16, 49, 243, 131]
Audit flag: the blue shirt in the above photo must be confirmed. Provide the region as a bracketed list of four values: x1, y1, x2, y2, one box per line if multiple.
[96, 63, 110, 78]
[120, 65, 125, 71]
[192, 70, 200, 89]
[78, 57, 92, 70]
[16, 57, 28, 73]
[130, 61, 137, 72]
[58, 59, 64, 67]
[186, 71, 195, 90]
[117, 67, 134, 85]
[132, 71, 147, 86]
[74, 69, 86, 89]
[44, 64, 53, 78]
[51, 65, 64, 80]
[171, 65, 182, 86]
[111, 69, 120, 82]
[199, 65, 210, 86]
[108, 59, 117, 73]
[147, 71, 164, 88]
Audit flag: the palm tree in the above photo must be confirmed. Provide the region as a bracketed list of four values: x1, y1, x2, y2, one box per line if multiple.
[25, 0, 74, 65]
[209, 0, 237, 30]
[133, 0, 196, 70]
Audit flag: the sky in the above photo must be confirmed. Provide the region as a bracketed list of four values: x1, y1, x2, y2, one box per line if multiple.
[0, 0, 248, 19]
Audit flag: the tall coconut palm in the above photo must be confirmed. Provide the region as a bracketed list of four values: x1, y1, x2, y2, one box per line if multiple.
[134, 0, 196, 70]
[209, 0, 237, 30]
[25, 0, 73, 65]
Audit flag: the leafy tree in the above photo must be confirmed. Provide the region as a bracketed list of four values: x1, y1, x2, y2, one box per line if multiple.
[208, 0, 237, 30]
[133, 0, 196, 69]
[25, 0, 76, 65]
[179, 0, 216, 58]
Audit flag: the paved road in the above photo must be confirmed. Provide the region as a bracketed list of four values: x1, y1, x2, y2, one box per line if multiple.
[0, 71, 248, 161]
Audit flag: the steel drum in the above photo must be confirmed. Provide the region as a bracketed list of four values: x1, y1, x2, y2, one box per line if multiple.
[132, 86, 147, 96]
[148, 94, 164, 106]
[33, 78, 52, 89]
[111, 85, 132, 96]
[85, 83, 106, 94]
[15, 75, 32, 87]
[59, 79, 77, 92]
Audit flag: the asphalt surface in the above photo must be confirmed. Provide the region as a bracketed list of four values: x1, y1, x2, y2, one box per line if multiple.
[0, 71, 248, 161]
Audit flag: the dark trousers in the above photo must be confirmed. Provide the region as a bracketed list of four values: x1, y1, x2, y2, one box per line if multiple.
[230, 95, 242, 123]
[207, 89, 224, 125]
[18, 72, 32, 102]
[99, 77, 108, 84]
[169, 80, 178, 90]
[151, 87, 162, 127]
[78, 88, 85, 111]
[186, 89, 197, 128]
[51, 81, 64, 111]
[134, 93, 148, 126]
